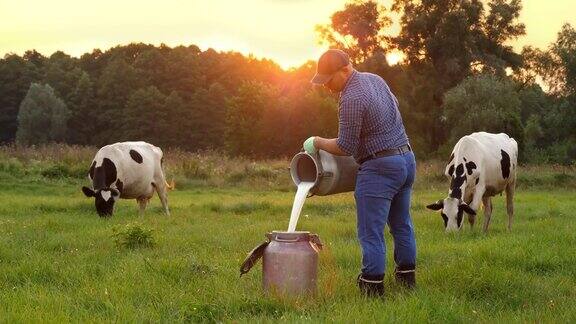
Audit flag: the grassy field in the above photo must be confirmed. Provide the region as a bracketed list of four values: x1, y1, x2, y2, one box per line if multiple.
[0, 146, 575, 322]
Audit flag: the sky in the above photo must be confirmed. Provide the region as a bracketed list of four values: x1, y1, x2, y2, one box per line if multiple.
[1, 0, 575, 69]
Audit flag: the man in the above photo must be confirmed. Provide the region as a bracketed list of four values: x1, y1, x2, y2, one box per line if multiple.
[304, 49, 417, 296]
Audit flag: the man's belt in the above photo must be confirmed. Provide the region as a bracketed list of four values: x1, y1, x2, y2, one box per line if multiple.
[359, 144, 412, 165]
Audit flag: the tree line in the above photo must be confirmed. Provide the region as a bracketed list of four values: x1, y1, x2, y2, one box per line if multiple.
[0, 0, 574, 164]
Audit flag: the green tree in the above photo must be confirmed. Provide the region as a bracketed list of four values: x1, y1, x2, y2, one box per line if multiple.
[443, 75, 524, 151]
[163, 45, 203, 96]
[16, 83, 70, 145]
[95, 58, 143, 144]
[43, 51, 83, 103]
[394, 65, 446, 155]
[392, 0, 525, 89]
[274, 86, 339, 156]
[121, 86, 168, 145]
[387, 0, 525, 153]
[0, 54, 43, 143]
[316, 0, 392, 64]
[188, 83, 228, 150]
[225, 82, 279, 157]
[518, 24, 576, 163]
[524, 24, 576, 97]
[523, 115, 544, 148]
[162, 91, 192, 149]
[67, 72, 96, 144]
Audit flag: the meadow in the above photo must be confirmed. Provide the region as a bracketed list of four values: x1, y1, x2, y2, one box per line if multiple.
[0, 145, 575, 322]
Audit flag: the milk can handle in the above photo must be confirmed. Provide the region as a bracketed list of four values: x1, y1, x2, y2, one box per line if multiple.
[239, 240, 269, 277]
[306, 151, 324, 198]
[274, 237, 300, 243]
[310, 234, 323, 250]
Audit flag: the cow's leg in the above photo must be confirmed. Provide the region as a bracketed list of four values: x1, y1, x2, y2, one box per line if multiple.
[469, 185, 485, 212]
[154, 181, 170, 216]
[482, 196, 492, 233]
[137, 198, 149, 216]
[465, 191, 476, 230]
[505, 180, 515, 231]
[468, 212, 476, 229]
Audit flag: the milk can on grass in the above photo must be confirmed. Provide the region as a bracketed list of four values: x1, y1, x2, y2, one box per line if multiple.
[239, 150, 355, 296]
[240, 231, 323, 296]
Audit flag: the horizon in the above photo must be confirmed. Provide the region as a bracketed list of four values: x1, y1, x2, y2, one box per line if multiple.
[1, 0, 575, 69]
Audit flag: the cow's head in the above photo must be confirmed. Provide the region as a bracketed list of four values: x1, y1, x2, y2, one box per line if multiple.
[426, 198, 476, 232]
[82, 186, 120, 217]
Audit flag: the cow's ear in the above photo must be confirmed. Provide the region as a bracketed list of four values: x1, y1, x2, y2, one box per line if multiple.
[82, 186, 95, 197]
[459, 203, 476, 215]
[426, 200, 444, 211]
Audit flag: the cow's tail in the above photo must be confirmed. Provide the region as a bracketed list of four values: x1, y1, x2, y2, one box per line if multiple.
[165, 179, 175, 191]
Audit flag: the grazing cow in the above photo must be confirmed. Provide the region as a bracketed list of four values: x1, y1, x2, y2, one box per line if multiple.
[82, 141, 172, 217]
[426, 132, 518, 232]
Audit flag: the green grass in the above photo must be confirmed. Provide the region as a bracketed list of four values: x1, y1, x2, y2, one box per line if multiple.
[0, 171, 575, 323]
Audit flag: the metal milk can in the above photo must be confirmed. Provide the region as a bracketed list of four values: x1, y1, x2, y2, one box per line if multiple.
[240, 231, 323, 296]
[289, 150, 359, 196]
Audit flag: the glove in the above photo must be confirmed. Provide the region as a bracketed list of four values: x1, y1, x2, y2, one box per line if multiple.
[303, 136, 317, 154]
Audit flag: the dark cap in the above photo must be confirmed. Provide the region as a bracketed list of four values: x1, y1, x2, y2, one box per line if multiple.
[311, 49, 350, 84]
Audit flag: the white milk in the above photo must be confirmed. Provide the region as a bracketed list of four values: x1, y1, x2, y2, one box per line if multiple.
[287, 181, 315, 232]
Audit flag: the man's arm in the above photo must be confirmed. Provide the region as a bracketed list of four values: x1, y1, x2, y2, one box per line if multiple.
[302, 97, 363, 157]
[313, 137, 349, 156]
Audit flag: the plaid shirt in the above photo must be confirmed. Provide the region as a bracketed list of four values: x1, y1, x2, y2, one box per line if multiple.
[336, 70, 409, 162]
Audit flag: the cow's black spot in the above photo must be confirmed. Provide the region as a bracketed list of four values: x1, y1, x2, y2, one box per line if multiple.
[451, 187, 462, 200]
[130, 150, 143, 164]
[448, 153, 454, 164]
[456, 209, 464, 227]
[115, 179, 124, 195]
[448, 164, 455, 176]
[449, 163, 466, 199]
[500, 150, 511, 179]
[441, 213, 448, 228]
[102, 158, 117, 187]
[475, 178, 480, 185]
[93, 158, 117, 189]
[463, 157, 467, 162]
[456, 164, 464, 176]
[89, 161, 96, 179]
[465, 161, 477, 175]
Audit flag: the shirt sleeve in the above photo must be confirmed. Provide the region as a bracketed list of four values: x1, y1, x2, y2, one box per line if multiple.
[337, 97, 364, 156]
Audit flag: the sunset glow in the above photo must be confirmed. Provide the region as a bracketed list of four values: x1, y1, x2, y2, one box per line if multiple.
[1, 0, 575, 69]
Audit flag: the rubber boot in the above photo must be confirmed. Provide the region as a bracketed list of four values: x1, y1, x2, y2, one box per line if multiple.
[394, 265, 416, 288]
[357, 273, 384, 297]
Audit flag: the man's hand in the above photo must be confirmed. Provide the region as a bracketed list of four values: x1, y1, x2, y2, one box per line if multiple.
[303, 136, 317, 154]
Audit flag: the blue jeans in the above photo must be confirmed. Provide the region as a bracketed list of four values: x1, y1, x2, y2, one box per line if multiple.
[354, 151, 417, 276]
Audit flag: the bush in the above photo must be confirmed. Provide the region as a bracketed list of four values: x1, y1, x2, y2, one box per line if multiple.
[112, 224, 155, 249]
[226, 164, 277, 184]
[443, 74, 524, 148]
[523, 140, 576, 165]
[41, 164, 86, 179]
[180, 159, 211, 180]
[0, 158, 25, 176]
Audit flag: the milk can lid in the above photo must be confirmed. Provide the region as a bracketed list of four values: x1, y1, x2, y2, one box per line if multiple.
[267, 231, 312, 242]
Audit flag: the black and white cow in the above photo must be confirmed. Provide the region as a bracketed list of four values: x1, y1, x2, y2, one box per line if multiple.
[426, 132, 518, 232]
[82, 141, 172, 217]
